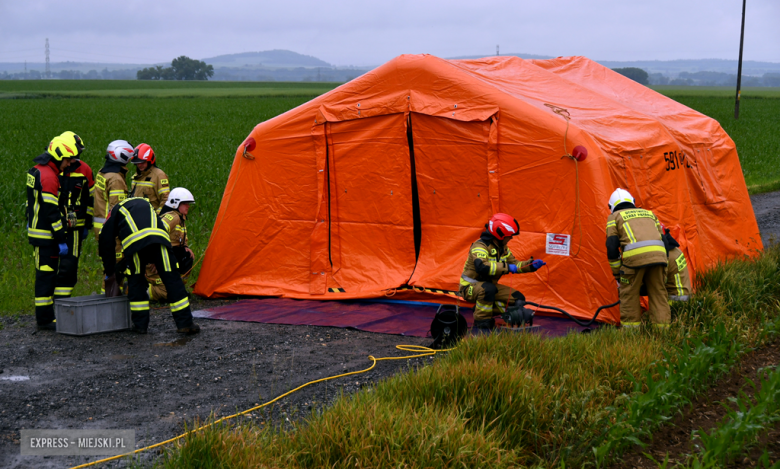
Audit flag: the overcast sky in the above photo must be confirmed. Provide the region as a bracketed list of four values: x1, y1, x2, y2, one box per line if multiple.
[1, 0, 778, 66]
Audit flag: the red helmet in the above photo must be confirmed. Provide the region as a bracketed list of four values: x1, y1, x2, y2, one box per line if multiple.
[132, 143, 155, 165]
[487, 213, 519, 240]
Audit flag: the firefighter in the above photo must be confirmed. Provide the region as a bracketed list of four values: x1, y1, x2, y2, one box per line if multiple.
[606, 188, 670, 326]
[93, 140, 134, 293]
[99, 197, 200, 335]
[660, 225, 691, 302]
[459, 213, 546, 333]
[26, 136, 75, 330]
[53, 131, 95, 300]
[129, 143, 170, 213]
[146, 187, 196, 301]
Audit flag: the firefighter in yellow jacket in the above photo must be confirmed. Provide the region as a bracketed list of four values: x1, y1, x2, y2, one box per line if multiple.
[606, 188, 670, 326]
[147, 188, 196, 301]
[93, 140, 133, 239]
[93, 140, 133, 293]
[459, 213, 546, 333]
[660, 224, 692, 302]
[129, 143, 169, 213]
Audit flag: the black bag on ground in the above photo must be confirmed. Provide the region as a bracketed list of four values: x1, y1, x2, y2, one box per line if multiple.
[429, 305, 468, 349]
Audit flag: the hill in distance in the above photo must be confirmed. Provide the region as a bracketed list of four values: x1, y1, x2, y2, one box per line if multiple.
[202, 50, 332, 69]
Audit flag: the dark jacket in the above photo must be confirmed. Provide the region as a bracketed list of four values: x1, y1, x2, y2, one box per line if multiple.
[59, 159, 95, 230]
[99, 197, 171, 276]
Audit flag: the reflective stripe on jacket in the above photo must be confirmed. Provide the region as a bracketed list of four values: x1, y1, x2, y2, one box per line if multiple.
[665, 247, 691, 297]
[130, 166, 170, 213]
[606, 207, 667, 273]
[459, 235, 531, 288]
[26, 159, 66, 246]
[98, 197, 171, 276]
[93, 168, 127, 229]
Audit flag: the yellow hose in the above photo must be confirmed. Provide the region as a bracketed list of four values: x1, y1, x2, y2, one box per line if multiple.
[69, 344, 452, 469]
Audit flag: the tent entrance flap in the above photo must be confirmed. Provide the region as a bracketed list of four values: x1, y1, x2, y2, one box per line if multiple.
[407, 113, 493, 291]
[322, 113, 416, 293]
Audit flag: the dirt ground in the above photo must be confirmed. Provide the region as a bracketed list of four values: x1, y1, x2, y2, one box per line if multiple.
[1, 191, 779, 469]
[0, 305, 431, 469]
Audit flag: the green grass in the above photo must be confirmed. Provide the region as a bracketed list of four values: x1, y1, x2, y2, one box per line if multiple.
[652, 86, 780, 98]
[666, 95, 780, 189]
[150, 247, 780, 468]
[0, 79, 340, 98]
[0, 95, 319, 314]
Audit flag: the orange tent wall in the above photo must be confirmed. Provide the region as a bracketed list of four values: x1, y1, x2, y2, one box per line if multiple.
[194, 54, 762, 325]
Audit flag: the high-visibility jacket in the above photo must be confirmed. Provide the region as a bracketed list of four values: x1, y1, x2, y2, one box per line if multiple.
[666, 247, 691, 298]
[99, 197, 171, 276]
[93, 162, 127, 231]
[59, 159, 95, 230]
[606, 204, 667, 275]
[26, 156, 66, 247]
[459, 232, 533, 288]
[160, 207, 188, 248]
[130, 165, 170, 213]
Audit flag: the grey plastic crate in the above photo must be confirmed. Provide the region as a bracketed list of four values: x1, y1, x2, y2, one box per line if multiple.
[55, 295, 131, 336]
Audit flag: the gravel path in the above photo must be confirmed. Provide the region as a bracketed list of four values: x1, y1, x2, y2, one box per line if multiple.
[1, 191, 777, 469]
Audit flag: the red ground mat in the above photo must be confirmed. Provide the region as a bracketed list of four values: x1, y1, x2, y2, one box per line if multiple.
[192, 298, 600, 338]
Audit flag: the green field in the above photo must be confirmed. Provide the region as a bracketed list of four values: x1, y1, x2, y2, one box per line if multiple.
[0, 79, 340, 98]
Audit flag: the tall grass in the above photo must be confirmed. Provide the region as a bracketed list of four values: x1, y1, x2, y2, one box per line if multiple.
[154, 247, 780, 468]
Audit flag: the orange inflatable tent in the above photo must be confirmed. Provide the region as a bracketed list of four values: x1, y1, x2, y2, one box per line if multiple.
[195, 54, 762, 324]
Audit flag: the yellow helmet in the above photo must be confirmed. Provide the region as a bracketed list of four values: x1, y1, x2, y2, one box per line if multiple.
[47, 136, 78, 162]
[59, 131, 85, 157]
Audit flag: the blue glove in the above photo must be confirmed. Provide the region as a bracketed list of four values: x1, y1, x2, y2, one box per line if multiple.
[58, 243, 69, 256]
[82, 228, 89, 238]
[508, 264, 518, 274]
[530, 259, 546, 272]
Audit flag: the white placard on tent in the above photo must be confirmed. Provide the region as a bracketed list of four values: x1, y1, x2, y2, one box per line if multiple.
[545, 233, 571, 256]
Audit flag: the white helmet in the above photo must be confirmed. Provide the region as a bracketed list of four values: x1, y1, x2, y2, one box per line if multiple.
[166, 187, 195, 210]
[106, 140, 134, 165]
[608, 188, 635, 212]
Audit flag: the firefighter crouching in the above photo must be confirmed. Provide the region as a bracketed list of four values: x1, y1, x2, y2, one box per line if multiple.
[459, 213, 546, 333]
[661, 224, 691, 302]
[606, 188, 671, 326]
[130, 143, 170, 213]
[26, 137, 75, 330]
[99, 197, 200, 335]
[93, 140, 134, 293]
[146, 188, 196, 301]
[54, 131, 94, 300]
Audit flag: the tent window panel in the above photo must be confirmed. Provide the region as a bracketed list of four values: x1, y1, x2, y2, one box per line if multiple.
[688, 146, 727, 205]
[327, 113, 416, 293]
[407, 113, 492, 291]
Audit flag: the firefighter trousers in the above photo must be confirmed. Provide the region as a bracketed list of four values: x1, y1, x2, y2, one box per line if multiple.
[126, 244, 194, 331]
[460, 281, 523, 322]
[33, 244, 60, 326]
[146, 253, 193, 301]
[619, 264, 671, 325]
[54, 229, 85, 300]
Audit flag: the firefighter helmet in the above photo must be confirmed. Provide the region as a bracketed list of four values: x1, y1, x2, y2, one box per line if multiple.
[47, 136, 78, 162]
[487, 213, 520, 240]
[132, 143, 155, 165]
[165, 187, 195, 210]
[60, 131, 85, 157]
[106, 140, 135, 165]
[608, 188, 635, 212]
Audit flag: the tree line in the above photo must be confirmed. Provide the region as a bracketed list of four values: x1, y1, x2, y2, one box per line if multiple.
[136, 56, 214, 81]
